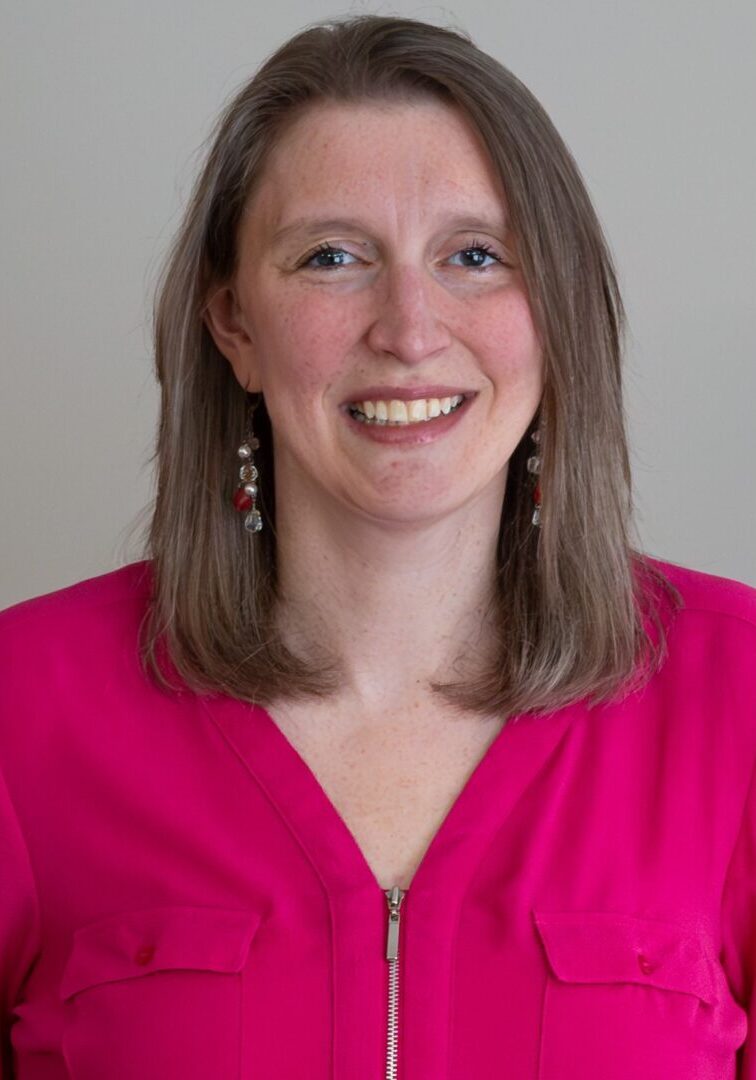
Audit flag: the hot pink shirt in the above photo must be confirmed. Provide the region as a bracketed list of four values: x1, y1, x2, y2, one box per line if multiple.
[1, 557, 755, 1079]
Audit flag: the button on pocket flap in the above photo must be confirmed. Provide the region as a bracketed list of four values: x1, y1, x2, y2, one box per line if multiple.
[533, 910, 717, 1005]
[60, 906, 263, 1002]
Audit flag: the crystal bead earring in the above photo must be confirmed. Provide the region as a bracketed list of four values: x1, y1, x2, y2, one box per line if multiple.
[232, 397, 263, 534]
[527, 427, 542, 527]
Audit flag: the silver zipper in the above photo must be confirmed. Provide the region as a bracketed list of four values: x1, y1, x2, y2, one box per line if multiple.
[384, 885, 407, 1080]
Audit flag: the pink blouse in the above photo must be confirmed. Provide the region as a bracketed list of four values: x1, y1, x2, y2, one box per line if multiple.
[0, 556, 755, 1079]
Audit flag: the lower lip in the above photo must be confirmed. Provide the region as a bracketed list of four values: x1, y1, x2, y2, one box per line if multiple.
[341, 396, 475, 445]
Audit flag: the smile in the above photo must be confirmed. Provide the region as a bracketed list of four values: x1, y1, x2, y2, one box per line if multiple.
[347, 395, 467, 426]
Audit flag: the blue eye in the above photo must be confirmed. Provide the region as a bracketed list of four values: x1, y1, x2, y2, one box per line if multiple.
[299, 243, 357, 270]
[448, 242, 502, 270]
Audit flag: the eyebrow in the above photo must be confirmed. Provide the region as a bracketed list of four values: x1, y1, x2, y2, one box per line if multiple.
[270, 213, 508, 246]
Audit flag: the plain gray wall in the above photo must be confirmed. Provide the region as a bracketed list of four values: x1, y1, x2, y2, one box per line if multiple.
[2, 0, 754, 608]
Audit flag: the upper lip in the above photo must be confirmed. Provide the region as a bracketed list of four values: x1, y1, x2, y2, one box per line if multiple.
[341, 385, 477, 405]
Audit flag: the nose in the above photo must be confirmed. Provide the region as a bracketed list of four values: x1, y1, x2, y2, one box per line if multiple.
[365, 264, 452, 365]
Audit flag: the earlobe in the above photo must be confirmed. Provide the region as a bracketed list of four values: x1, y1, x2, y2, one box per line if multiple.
[203, 285, 262, 392]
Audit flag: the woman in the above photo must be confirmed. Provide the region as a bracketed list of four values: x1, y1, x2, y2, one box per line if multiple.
[1, 13, 754, 1079]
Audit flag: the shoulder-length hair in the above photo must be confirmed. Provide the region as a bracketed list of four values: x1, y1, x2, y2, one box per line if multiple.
[140, 13, 681, 718]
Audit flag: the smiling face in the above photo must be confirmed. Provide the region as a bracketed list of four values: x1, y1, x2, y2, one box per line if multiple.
[204, 98, 544, 527]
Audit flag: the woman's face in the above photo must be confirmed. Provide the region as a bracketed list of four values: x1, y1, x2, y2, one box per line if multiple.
[205, 99, 544, 527]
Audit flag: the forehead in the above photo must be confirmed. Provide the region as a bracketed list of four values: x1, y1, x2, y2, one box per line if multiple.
[244, 99, 507, 235]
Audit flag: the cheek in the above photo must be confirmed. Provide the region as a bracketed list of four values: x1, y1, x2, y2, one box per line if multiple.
[253, 294, 354, 399]
[473, 290, 543, 385]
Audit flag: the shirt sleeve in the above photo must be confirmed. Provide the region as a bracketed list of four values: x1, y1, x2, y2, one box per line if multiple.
[722, 756, 756, 1078]
[0, 758, 41, 1078]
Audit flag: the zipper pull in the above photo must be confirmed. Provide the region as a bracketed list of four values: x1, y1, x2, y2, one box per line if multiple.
[384, 885, 406, 960]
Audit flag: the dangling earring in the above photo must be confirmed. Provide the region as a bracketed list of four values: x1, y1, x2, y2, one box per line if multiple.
[527, 427, 542, 527]
[232, 397, 263, 533]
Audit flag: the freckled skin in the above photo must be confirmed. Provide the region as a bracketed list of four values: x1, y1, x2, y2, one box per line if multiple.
[201, 102, 547, 885]
[205, 99, 544, 527]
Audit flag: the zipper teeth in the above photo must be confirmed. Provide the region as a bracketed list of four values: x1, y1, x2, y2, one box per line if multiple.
[386, 958, 399, 1080]
[385, 886, 406, 1080]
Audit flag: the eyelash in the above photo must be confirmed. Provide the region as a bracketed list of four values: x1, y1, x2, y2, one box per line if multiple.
[296, 238, 505, 272]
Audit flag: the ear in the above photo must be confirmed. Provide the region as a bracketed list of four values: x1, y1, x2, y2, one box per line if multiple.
[203, 285, 262, 393]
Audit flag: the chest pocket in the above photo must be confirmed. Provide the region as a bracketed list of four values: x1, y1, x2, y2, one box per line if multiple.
[60, 906, 262, 1080]
[533, 909, 747, 1080]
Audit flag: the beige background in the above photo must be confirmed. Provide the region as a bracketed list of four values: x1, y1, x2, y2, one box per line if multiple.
[2, 0, 754, 607]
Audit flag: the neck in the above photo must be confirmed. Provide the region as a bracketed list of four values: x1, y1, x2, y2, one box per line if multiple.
[272, 470, 507, 714]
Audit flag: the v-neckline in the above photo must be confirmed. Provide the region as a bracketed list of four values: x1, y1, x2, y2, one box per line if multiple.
[201, 694, 583, 900]
[199, 693, 585, 1078]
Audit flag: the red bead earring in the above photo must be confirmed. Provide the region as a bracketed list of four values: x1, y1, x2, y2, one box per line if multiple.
[232, 397, 263, 534]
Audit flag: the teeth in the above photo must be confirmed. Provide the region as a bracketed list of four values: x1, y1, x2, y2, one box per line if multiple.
[349, 395, 465, 425]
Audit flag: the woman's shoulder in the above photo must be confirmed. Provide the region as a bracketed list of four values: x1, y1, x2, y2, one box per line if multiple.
[0, 560, 152, 629]
[643, 553, 756, 634]
[0, 560, 154, 686]
[638, 556, 756, 745]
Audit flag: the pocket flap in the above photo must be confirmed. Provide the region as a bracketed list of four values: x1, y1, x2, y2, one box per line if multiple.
[533, 910, 717, 1005]
[61, 906, 262, 1001]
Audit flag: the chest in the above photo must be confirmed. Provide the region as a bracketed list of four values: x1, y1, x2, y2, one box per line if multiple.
[266, 701, 505, 890]
[18, 672, 749, 1080]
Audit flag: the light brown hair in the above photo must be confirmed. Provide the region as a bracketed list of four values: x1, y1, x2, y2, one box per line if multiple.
[140, 13, 681, 717]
